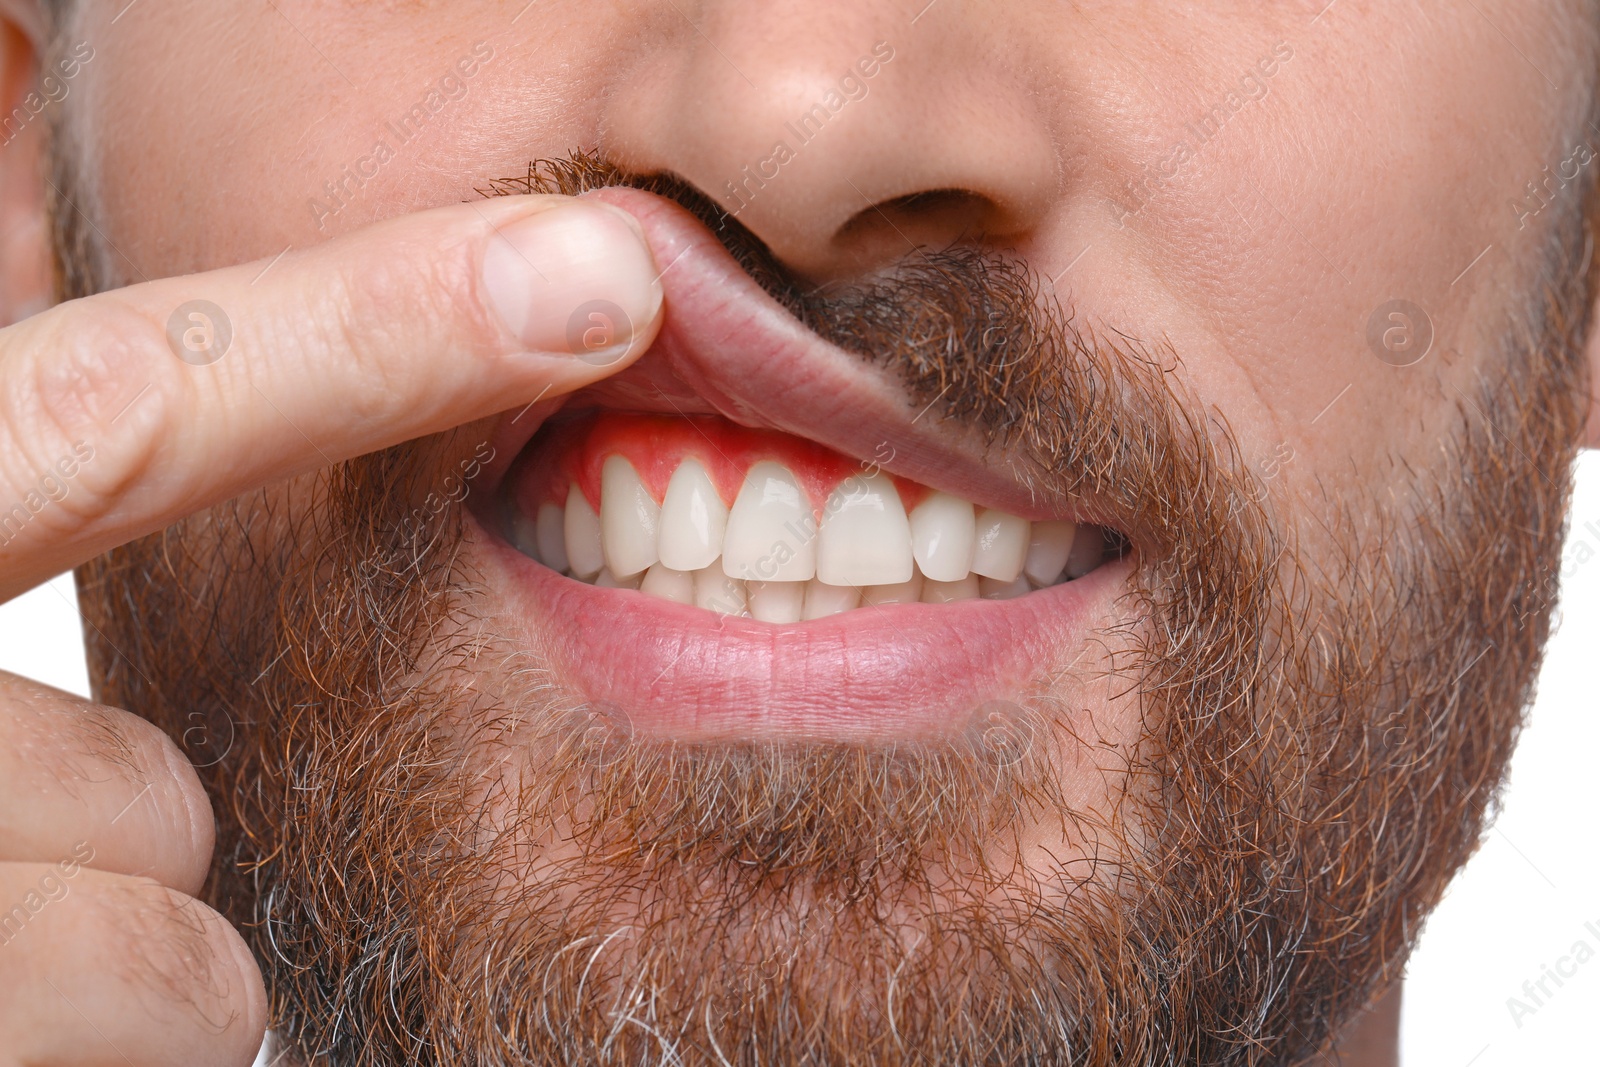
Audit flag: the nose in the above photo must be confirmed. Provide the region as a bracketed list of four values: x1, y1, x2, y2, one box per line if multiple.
[601, 1, 1061, 282]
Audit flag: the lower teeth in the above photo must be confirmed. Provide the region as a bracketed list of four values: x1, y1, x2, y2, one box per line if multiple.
[515, 502, 1114, 619]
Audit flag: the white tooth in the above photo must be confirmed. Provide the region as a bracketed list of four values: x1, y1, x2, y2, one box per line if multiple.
[510, 507, 542, 562]
[970, 509, 1030, 582]
[1065, 524, 1106, 579]
[658, 458, 728, 572]
[600, 455, 660, 578]
[1024, 520, 1076, 585]
[693, 563, 749, 616]
[747, 580, 805, 623]
[909, 491, 975, 582]
[722, 461, 816, 582]
[639, 562, 694, 604]
[816, 471, 914, 586]
[921, 575, 981, 603]
[564, 484, 605, 580]
[802, 580, 859, 620]
[980, 575, 1032, 600]
[862, 573, 924, 605]
[535, 503, 569, 573]
[594, 567, 642, 590]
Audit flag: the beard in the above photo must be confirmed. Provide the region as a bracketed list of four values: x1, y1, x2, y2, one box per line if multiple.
[55, 148, 1594, 1065]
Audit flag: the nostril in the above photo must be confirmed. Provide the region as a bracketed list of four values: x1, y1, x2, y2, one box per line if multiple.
[824, 188, 1007, 281]
[840, 187, 1004, 237]
[860, 187, 1000, 227]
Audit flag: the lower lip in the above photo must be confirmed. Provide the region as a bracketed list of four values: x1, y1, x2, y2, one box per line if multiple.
[472, 514, 1130, 742]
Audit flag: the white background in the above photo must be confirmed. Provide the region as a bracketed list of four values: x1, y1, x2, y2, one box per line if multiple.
[5, 460, 1598, 1065]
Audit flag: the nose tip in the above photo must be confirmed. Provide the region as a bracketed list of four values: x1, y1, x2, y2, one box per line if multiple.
[600, 7, 1059, 283]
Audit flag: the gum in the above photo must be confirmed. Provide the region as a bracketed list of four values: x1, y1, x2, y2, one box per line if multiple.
[518, 412, 931, 518]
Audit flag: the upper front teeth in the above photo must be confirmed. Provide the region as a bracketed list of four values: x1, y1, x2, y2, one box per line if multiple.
[518, 456, 1110, 616]
[909, 491, 975, 582]
[722, 461, 818, 582]
[600, 456, 661, 578]
[658, 458, 727, 572]
[817, 471, 914, 587]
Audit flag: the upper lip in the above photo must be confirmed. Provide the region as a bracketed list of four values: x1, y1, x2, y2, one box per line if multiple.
[481, 187, 1104, 526]
[462, 188, 1134, 740]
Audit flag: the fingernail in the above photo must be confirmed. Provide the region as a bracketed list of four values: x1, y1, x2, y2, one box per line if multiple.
[482, 200, 662, 362]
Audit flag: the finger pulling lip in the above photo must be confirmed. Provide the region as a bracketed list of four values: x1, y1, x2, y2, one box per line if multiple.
[479, 186, 1117, 527]
[474, 517, 1132, 742]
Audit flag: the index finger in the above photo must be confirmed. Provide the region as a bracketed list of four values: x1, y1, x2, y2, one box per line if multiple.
[0, 194, 662, 600]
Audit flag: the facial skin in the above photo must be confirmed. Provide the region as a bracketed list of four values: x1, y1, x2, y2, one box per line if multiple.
[7, 1, 1597, 1063]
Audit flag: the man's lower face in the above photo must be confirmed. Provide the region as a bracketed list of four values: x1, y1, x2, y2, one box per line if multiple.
[70, 156, 1585, 1064]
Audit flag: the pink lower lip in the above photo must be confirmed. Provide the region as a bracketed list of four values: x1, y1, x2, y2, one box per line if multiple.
[471, 514, 1130, 742]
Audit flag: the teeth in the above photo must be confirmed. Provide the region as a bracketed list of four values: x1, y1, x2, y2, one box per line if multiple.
[564, 484, 605, 580]
[515, 451, 1115, 616]
[862, 574, 924, 605]
[922, 575, 981, 603]
[639, 562, 694, 604]
[1023, 520, 1076, 585]
[535, 503, 568, 574]
[693, 563, 749, 615]
[723, 461, 817, 582]
[980, 574, 1032, 600]
[909, 491, 975, 582]
[600, 455, 660, 578]
[747, 580, 806, 623]
[816, 472, 914, 586]
[971, 508, 1030, 582]
[658, 458, 728, 572]
[803, 579, 860, 620]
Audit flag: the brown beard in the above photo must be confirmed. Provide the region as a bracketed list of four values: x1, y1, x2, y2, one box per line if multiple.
[57, 146, 1594, 1064]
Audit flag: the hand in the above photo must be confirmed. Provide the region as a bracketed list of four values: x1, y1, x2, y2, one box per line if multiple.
[0, 194, 663, 1065]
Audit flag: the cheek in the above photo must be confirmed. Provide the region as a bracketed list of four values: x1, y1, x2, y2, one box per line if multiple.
[1084, 5, 1574, 502]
